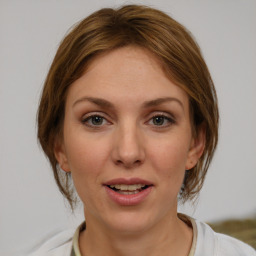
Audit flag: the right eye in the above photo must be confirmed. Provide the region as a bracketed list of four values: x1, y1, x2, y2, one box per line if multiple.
[82, 115, 108, 127]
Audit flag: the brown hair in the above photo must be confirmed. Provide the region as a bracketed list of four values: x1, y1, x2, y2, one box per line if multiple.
[37, 4, 219, 208]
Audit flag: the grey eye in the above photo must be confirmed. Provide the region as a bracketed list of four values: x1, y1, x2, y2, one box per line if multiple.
[91, 116, 104, 125]
[82, 115, 107, 127]
[149, 114, 175, 127]
[152, 116, 165, 125]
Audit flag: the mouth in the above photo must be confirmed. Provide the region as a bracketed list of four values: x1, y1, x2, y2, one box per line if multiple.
[103, 178, 153, 206]
[107, 184, 150, 195]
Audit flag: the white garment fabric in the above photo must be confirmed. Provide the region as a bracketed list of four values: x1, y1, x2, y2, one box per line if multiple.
[28, 217, 256, 256]
[28, 229, 73, 256]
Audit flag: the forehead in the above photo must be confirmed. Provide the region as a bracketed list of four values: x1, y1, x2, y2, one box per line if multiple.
[66, 46, 189, 110]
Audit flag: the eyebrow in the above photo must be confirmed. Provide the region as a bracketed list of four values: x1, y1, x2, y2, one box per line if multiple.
[72, 96, 184, 110]
[142, 97, 184, 110]
[73, 97, 114, 108]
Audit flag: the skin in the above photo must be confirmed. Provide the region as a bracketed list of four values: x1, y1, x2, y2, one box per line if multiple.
[55, 46, 205, 256]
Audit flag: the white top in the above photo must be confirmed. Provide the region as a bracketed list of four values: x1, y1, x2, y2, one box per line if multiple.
[28, 215, 256, 256]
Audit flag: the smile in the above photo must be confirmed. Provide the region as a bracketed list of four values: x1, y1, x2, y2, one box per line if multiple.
[104, 178, 153, 206]
[108, 184, 149, 195]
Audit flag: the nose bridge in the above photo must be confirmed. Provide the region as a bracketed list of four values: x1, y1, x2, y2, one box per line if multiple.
[112, 118, 145, 167]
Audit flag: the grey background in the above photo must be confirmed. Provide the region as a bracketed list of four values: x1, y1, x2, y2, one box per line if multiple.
[0, 0, 255, 255]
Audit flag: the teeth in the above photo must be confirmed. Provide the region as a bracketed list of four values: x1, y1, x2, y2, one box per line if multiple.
[118, 190, 140, 195]
[109, 184, 146, 191]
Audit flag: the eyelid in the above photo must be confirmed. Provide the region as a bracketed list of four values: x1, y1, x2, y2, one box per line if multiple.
[148, 111, 175, 120]
[146, 111, 176, 126]
[81, 112, 112, 127]
[82, 111, 110, 120]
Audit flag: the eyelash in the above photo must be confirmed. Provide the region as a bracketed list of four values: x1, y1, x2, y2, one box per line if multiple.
[81, 113, 175, 128]
[148, 114, 175, 127]
[81, 114, 110, 128]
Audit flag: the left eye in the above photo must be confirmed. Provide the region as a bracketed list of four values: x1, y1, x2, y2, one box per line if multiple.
[149, 115, 174, 126]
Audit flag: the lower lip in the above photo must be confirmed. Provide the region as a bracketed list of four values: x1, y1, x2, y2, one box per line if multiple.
[104, 186, 152, 206]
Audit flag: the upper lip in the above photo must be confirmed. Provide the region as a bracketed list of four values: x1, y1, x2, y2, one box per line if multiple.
[103, 177, 153, 186]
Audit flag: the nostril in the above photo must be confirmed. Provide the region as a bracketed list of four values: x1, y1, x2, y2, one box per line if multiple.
[115, 159, 142, 167]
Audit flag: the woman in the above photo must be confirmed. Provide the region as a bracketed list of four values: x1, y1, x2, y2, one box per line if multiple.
[33, 5, 255, 256]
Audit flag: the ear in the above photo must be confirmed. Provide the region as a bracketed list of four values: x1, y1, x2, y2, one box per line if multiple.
[54, 136, 70, 172]
[185, 124, 206, 170]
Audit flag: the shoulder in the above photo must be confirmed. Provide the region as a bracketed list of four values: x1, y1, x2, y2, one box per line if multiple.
[27, 229, 74, 256]
[216, 232, 256, 255]
[194, 219, 256, 256]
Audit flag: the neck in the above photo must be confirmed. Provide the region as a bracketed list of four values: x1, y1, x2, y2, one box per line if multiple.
[79, 213, 193, 256]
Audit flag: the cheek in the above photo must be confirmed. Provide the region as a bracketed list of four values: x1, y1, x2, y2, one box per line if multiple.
[64, 133, 110, 185]
[147, 137, 190, 191]
[64, 134, 112, 207]
[149, 139, 189, 172]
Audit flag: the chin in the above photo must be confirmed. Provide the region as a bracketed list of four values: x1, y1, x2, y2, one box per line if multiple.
[102, 210, 157, 235]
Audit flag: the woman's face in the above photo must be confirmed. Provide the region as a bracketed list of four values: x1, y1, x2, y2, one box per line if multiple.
[55, 46, 204, 233]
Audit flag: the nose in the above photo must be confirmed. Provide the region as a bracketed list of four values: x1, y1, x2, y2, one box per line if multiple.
[111, 122, 145, 169]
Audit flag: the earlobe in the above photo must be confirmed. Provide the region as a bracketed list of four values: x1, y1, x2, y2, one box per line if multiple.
[185, 124, 206, 170]
[54, 138, 70, 172]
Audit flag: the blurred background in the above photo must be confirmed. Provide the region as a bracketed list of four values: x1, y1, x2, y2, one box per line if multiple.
[0, 0, 255, 254]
